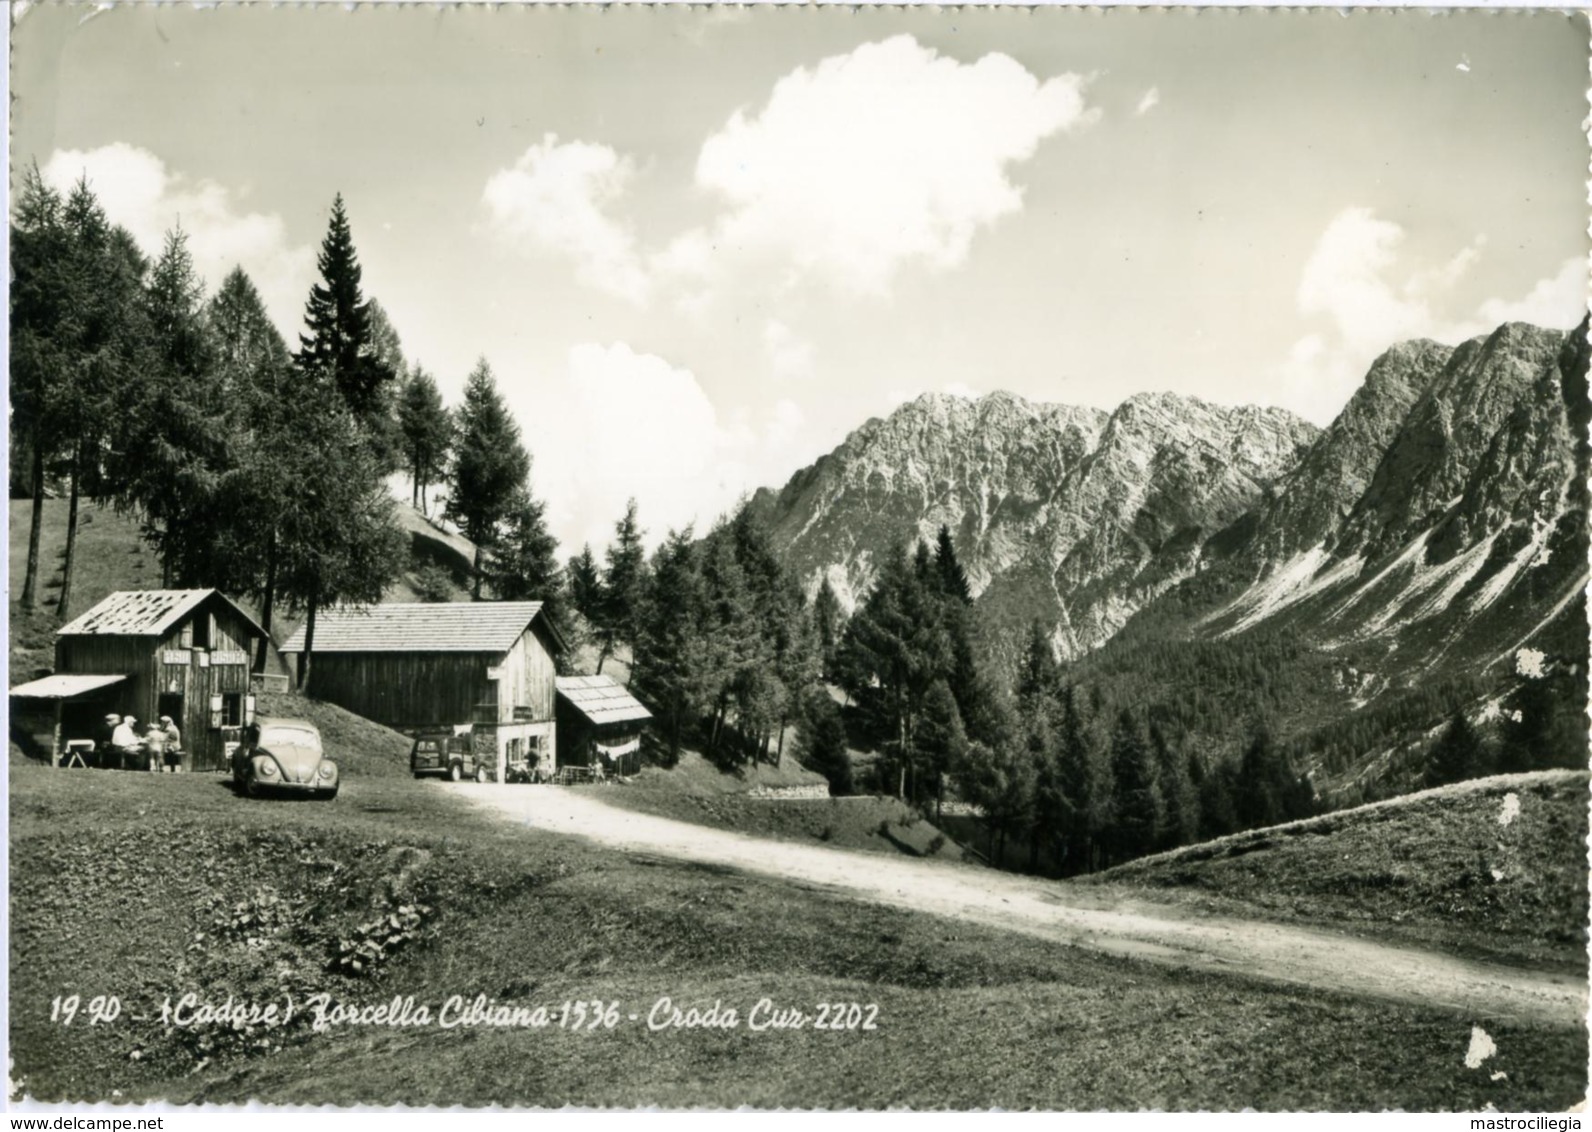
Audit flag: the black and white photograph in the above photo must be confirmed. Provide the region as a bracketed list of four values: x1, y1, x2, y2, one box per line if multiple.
[6, 3, 1590, 1113]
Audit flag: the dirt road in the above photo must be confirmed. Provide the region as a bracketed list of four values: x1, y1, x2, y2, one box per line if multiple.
[455, 783, 1587, 1027]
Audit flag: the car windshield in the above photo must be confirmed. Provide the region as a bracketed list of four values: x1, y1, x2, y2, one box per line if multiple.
[259, 726, 319, 751]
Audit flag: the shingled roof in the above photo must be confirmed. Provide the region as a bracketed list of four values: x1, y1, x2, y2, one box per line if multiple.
[556, 674, 653, 726]
[57, 589, 263, 639]
[279, 602, 563, 655]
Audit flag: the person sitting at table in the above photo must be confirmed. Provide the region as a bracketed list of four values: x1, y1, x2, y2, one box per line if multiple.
[111, 714, 144, 770]
[95, 713, 120, 769]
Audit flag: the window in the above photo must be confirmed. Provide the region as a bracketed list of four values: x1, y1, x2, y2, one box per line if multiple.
[191, 613, 212, 650]
[221, 693, 243, 728]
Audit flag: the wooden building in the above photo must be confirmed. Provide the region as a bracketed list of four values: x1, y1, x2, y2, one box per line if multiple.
[9, 589, 267, 771]
[280, 602, 566, 782]
[555, 675, 652, 777]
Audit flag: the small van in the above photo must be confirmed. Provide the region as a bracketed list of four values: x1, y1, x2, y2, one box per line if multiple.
[409, 731, 469, 781]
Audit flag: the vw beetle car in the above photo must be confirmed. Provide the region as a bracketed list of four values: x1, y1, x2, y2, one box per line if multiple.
[232, 718, 338, 799]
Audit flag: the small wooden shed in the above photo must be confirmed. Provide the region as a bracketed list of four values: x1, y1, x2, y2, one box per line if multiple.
[17, 589, 268, 771]
[555, 674, 652, 776]
[279, 601, 566, 782]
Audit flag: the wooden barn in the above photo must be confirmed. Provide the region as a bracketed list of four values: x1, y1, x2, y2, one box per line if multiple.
[280, 602, 565, 782]
[555, 674, 652, 778]
[9, 589, 267, 771]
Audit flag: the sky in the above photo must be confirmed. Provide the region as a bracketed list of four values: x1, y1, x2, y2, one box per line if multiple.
[11, 6, 1589, 555]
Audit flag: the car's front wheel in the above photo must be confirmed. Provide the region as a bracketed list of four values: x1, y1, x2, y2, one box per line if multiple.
[315, 786, 338, 801]
[474, 766, 488, 783]
[448, 762, 463, 782]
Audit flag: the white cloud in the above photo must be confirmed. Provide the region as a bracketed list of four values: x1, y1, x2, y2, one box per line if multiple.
[481, 134, 650, 304]
[1475, 257, 1586, 330]
[511, 343, 818, 554]
[668, 34, 1097, 299]
[944, 381, 981, 399]
[41, 143, 313, 334]
[1134, 87, 1160, 116]
[1278, 207, 1585, 424]
[763, 319, 814, 381]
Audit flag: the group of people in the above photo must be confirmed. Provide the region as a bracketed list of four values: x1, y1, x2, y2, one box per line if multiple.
[97, 712, 183, 771]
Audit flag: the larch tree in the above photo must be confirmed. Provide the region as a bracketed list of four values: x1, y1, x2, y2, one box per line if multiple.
[123, 225, 226, 592]
[397, 365, 452, 513]
[11, 167, 74, 611]
[205, 267, 296, 667]
[53, 180, 151, 616]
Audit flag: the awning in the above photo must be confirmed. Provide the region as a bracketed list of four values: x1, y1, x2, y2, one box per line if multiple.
[8, 673, 127, 700]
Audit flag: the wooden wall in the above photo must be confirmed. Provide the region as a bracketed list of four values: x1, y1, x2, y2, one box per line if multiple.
[494, 623, 558, 723]
[302, 621, 560, 732]
[306, 650, 500, 730]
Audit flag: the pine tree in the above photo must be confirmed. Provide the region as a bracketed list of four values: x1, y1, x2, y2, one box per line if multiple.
[1108, 709, 1162, 863]
[444, 358, 530, 599]
[836, 542, 953, 798]
[700, 526, 764, 758]
[398, 366, 453, 513]
[1150, 721, 1199, 850]
[595, 500, 648, 675]
[488, 487, 567, 638]
[1054, 684, 1101, 872]
[812, 575, 846, 679]
[1017, 620, 1061, 708]
[917, 679, 968, 819]
[295, 193, 394, 428]
[934, 524, 973, 604]
[796, 688, 853, 796]
[631, 529, 713, 762]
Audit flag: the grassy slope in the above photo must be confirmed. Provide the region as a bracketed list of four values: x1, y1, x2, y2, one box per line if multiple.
[581, 750, 966, 860]
[1080, 770, 1591, 971]
[10, 763, 1586, 1109]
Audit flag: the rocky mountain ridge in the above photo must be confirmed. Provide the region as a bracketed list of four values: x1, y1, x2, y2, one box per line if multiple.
[754, 321, 1587, 690]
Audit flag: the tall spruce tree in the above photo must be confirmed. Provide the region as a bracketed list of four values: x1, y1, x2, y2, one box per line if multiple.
[445, 358, 530, 599]
[296, 194, 394, 427]
[1150, 721, 1199, 850]
[594, 500, 648, 674]
[934, 523, 973, 604]
[795, 687, 853, 796]
[631, 528, 713, 762]
[488, 487, 568, 640]
[1054, 684, 1101, 873]
[1107, 709, 1162, 864]
[812, 575, 846, 679]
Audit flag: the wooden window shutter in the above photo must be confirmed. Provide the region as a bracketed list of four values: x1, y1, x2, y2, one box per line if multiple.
[245, 695, 256, 725]
[209, 694, 223, 730]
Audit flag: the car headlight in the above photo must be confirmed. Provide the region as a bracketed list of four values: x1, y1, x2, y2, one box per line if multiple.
[256, 759, 277, 777]
[318, 763, 336, 779]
